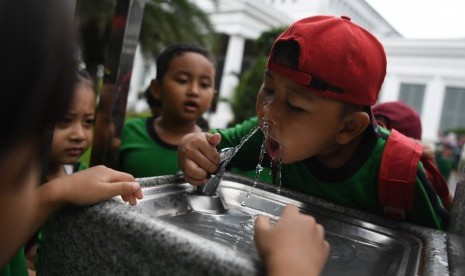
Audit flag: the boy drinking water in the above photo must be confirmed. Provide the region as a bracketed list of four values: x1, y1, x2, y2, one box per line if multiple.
[178, 15, 449, 230]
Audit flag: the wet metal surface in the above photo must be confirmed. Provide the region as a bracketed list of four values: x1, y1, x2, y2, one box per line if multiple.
[136, 178, 422, 275]
[40, 173, 453, 275]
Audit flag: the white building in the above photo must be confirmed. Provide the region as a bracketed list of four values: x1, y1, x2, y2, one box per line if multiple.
[128, 0, 465, 145]
[380, 38, 465, 144]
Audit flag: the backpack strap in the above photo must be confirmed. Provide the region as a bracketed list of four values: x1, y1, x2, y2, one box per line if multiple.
[379, 129, 423, 220]
[422, 156, 453, 210]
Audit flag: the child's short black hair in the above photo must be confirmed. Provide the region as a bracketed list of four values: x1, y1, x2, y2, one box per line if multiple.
[271, 40, 300, 70]
[155, 43, 215, 82]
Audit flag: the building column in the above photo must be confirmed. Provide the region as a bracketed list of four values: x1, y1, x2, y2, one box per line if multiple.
[209, 34, 246, 129]
[379, 73, 400, 102]
[422, 76, 445, 144]
[127, 44, 144, 111]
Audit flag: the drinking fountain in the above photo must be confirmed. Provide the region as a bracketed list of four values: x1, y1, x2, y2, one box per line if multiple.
[38, 172, 457, 275]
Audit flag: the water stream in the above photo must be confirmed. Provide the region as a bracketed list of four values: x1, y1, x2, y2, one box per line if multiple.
[217, 115, 283, 207]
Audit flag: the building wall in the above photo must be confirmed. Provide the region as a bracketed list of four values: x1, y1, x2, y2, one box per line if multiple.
[380, 38, 465, 145]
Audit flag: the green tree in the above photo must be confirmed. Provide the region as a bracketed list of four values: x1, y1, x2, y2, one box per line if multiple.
[230, 27, 286, 125]
[75, 0, 216, 76]
[139, 0, 215, 58]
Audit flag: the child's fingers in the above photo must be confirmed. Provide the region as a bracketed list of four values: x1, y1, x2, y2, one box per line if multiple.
[184, 173, 208, 186]
[191, 140, 220, 173]
[128, 194, 137, 206]
[196, 150, 220, 174]
[178, 143, 220, 174]
[280, 204, 300, 219]
[254, 215, 272, 259]
[254, 215, 272, 236]
[109, 182, 141, 200]
[184, 157, 214, 180]
[206, 133, 221, 146]
[105, 168, 136, 182]
[134, 188, 143, 199]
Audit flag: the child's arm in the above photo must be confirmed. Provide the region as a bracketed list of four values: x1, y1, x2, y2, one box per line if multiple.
[178, 132, 222, 185]
[36, 165, 143, 207]
[254, 204, 329, 276]
[0, 166, 142, 267]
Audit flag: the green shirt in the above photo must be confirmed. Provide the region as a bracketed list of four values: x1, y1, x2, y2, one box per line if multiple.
[215, 117, 445, 230]
[0, 248, 28, 276]
[119, 117, 180, 178]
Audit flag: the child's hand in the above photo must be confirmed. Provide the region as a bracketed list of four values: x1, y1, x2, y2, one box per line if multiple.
[49, 165, 143, 206]
[178, 132, 222, 185]
[254, 204, 329, 276]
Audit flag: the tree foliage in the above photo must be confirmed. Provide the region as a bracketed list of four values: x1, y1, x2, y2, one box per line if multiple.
[139, 0, 215, 58]
[75, 0, 216, 75]
[230, 27, 286, 125]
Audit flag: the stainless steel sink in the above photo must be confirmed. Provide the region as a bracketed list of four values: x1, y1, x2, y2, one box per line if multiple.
[39, 173, 451, 275]
[135, 174, 422, 275]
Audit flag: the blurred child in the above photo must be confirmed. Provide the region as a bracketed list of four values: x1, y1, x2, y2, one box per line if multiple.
[372, 101, 454, 210]
[0, 0, 143, 273]
[178, 15, 449, 230]
[435, 143, 456, 183]
[119, 43, 216, 177]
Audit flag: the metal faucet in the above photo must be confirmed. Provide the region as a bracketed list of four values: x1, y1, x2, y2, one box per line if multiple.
[196, 147, 237, 196]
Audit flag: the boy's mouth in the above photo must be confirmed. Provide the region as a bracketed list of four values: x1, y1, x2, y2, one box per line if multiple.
[266, 137, 280, 160]
[184, 101, 199, 112]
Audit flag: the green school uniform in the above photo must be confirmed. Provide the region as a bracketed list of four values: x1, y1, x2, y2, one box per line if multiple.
[119, 116, 272, 182]
[0, 248, 28, 276]
[215, 117, 446, 230]
[119, 117, 181, 178]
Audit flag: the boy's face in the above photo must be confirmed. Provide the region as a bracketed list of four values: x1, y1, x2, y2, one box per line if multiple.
[154, 52, 215, 123]
[256, 70, 346, 164]
[50, 85, 95, 165]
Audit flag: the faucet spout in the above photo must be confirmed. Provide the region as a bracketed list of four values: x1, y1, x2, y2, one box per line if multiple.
[197, 147, 236, 196]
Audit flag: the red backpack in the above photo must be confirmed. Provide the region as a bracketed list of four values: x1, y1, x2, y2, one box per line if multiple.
[379, 129, 452, 220]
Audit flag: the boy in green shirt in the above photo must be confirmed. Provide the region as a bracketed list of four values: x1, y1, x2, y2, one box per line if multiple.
[119, 43, 216, 178]
[178, 15, 448, 230]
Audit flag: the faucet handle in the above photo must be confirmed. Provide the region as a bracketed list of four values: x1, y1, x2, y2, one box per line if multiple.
[216, 147, 236, 172]
[196, 147, 237, 196]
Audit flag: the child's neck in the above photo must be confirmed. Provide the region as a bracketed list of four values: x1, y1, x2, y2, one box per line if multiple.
[47, 163, 67, 180]
[154, 116, 201, 145]
[316, 134, 366, 169]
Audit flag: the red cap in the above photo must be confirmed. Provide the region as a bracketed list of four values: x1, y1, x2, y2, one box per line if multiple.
[372, 101, 422, 140]
[267, 15, 387, 106]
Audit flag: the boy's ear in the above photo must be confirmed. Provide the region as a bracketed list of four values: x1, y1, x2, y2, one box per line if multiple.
[336, 111, 370, 144]
[150, 79, 161, 100]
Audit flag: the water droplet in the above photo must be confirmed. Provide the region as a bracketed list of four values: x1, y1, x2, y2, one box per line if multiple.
[240, 201, 246, 207]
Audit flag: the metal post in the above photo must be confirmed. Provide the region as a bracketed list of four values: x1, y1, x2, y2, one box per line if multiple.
[90, 0, 146, 168]
[448, 145, 465, 274]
